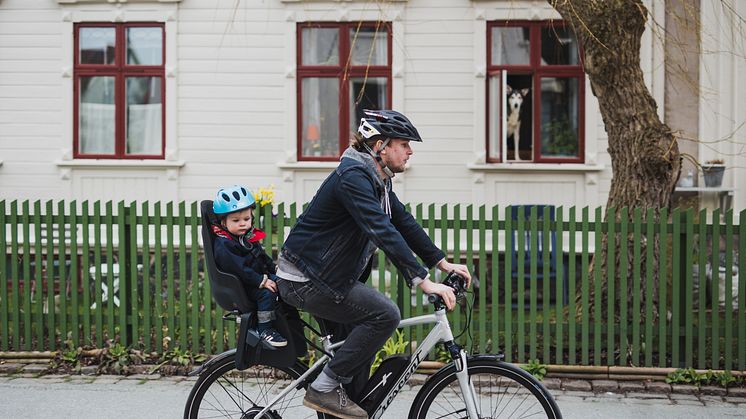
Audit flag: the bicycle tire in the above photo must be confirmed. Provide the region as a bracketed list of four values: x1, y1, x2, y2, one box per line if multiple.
[183, 352, 326, 419]
[409, 359, 562, 419]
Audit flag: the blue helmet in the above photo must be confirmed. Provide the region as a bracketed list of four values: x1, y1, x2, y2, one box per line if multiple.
[213, 185, 255, 215]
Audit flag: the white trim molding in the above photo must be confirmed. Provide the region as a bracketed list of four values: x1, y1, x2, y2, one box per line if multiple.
[277, 162, 339, 171]
[280, 0, 407, 3]
[467, 163, 604, 173]
[57, 0, 181, 4]
[56, 160, 185, 169]
[55, 160, 185, 182]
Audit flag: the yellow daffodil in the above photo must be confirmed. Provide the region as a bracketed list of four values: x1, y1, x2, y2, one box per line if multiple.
[253, 185, 276, 208]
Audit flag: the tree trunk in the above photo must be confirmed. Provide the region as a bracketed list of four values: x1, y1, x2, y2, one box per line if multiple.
[548, 0, 682, 325]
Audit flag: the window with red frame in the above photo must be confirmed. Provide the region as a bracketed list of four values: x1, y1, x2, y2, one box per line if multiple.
[487, 21, 584, 163]
[297, 22, 392, 160]
[74, 23, 165, 159]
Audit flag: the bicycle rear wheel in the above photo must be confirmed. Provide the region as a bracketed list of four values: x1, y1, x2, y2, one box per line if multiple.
[184, 352, 324, 419]
[409, 359, 562, 419]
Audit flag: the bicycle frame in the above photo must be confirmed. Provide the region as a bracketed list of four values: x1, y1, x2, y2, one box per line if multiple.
[254, 306, 479, 419]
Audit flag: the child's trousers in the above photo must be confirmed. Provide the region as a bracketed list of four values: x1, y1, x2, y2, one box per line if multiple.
[247, 287, 277, 323]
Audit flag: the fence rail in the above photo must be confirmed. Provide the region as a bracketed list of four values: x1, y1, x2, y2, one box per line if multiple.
[1, 200, 744, 371]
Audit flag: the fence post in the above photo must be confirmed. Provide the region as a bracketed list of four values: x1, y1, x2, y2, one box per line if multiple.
[676, 209, 690, 367]
[121, 202, 134, 345]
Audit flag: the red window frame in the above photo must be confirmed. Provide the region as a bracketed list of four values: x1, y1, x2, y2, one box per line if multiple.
[486, 20, 585, 163]
[296, 22, 392, 161]
[73, 22, 165, 159]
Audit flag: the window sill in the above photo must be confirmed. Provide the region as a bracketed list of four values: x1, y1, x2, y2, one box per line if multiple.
[281, 0, 406, 2]
[57, 0, 181, 3]
[277, 161, 338, 171]
[468, 163, 604, 173]
[674, 186, 734, 193]
[55, 159, 185, 169]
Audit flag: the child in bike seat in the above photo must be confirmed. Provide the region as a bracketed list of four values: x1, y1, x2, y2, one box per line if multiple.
[211, 185, 287, 348]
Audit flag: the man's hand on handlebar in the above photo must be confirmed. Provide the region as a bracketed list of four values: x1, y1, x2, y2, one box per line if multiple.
[418, 278, 457, 310]
[436, 259, 472, 289]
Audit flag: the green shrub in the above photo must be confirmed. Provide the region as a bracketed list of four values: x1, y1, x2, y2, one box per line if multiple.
[521, 359, 548, 381]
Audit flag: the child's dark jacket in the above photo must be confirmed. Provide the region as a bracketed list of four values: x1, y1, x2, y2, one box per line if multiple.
[213, 230, 277, 289]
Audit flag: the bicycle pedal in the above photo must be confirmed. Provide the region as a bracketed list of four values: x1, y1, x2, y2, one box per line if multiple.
[245, 329, 262, 347]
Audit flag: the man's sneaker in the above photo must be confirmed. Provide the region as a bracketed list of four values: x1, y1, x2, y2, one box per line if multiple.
[303, 386, 367, 419]
[259, 329, 288, 348]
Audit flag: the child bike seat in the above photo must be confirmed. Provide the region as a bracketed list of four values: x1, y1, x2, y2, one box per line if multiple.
[200, 200, 257, 314]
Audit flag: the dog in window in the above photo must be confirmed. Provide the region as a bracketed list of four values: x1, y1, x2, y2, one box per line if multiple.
[506, 85, 530, 161]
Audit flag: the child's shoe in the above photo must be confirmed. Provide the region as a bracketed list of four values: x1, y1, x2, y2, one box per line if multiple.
[260, 328, 288, 348]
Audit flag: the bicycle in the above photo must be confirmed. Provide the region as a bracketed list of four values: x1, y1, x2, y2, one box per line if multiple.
[183, 272, 562, 419]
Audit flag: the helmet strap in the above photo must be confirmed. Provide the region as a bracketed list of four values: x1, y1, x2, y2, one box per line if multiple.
[362, 138, 394, 178]
[238, 226, 257, 250]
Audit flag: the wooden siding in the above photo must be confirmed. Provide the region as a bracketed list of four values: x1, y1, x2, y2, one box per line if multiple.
[0, 0, 742, 214]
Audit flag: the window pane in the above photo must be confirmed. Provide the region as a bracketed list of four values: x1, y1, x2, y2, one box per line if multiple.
[79, 76, 115, 154]
[127, 27, 163, 65]
[488, 75, 501, 161]
[302, 78, 339, 157]
[541, 26, 579, 65]
[126, 77, 162, 155]
[540, 77, 579, 157]
[349, 77, 388, 134]
[350, 27, 388, 66]
[491, 27, 530, 65]
[79, 27, 116, 65]
[302, 27, 339, 65]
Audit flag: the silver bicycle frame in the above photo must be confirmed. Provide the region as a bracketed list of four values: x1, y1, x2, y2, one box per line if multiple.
[255, 307, 479, 419]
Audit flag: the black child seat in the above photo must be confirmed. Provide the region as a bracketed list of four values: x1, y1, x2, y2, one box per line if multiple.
[200, 200, 306, 370]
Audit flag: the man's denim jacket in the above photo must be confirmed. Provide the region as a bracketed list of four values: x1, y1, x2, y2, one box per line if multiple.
[281, 155, 445, 303]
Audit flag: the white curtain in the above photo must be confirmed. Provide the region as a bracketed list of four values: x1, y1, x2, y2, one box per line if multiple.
[493, 27, 530, 65]
[351, 28, 387, 66]
[127, 104, 161, 155]
[79, 103, 115, 154]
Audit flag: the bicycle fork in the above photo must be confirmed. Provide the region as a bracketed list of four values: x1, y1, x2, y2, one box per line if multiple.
[451, 346, 479, 418]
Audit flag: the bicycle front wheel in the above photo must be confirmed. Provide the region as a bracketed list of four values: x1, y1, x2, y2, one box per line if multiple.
[409, 359, 562, 419]
[184, 352, 324, 419]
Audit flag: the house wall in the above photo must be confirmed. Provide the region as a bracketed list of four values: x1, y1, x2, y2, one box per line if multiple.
[1, 0, 739, 213]
[1, 1, 67, 199]
[664, 0, 699, 183]
[699, 0, 746, 216]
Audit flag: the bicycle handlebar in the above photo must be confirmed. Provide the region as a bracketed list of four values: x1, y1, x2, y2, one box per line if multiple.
[427, 271, 468, 307]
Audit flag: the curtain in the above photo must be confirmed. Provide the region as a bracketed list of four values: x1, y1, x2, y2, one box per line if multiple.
[126, 103, 161, 155]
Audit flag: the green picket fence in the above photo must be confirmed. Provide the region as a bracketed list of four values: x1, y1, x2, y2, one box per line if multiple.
[1, 200, 744, 371]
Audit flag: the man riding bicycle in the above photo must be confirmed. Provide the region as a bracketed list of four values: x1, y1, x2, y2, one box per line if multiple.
[276, 109, 472, 419]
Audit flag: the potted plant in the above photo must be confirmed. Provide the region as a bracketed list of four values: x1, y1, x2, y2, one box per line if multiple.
[701, 159, 725, 187]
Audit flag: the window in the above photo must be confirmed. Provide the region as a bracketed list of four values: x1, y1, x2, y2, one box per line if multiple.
[297, 22, 391, 160]
[487, 21, 584, 163]
[74, 23, 165, 159]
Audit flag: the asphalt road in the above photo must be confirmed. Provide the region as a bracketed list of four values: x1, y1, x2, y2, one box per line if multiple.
[1, 374, 744, 418]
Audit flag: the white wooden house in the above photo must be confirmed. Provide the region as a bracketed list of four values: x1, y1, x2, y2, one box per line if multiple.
[0, 0, 743, 214]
